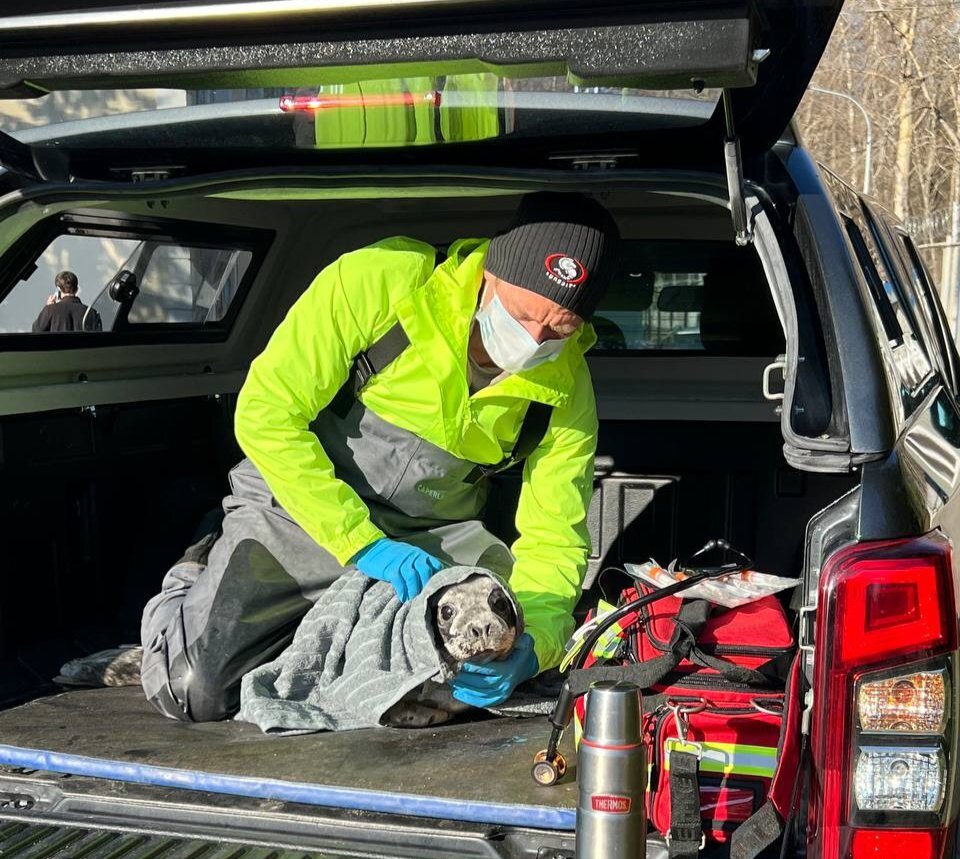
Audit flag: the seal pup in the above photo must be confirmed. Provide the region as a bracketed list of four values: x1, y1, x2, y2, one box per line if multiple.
[383, 573, 519, 727]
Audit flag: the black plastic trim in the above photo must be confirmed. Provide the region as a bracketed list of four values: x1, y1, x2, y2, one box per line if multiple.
[789, 155, 894, 455]
[0, 19, 757, 92]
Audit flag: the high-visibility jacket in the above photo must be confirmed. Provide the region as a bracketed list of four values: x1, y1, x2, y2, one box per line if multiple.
[235, 236, 598, 672]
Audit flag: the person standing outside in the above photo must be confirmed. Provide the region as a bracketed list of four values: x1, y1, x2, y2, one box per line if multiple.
[32, 271, 102, 333]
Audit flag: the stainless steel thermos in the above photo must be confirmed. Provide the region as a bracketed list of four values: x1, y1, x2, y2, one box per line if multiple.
[576, 680, 647, 858]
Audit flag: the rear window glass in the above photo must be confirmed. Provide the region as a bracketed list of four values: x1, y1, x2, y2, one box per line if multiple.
[0, 234, 140, 333]
[0, 216, 269, 342]
[591, 240, 784, 355]
[2, 79, 720, 151]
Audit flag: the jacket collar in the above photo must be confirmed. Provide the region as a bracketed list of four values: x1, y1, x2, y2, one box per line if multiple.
[394, 238, 593, 419]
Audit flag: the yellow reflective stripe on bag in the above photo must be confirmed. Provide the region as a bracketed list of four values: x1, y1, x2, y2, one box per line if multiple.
[664, 738, 778, 779]
[560, 600, 620, 672]
[591, 599, 625, 660]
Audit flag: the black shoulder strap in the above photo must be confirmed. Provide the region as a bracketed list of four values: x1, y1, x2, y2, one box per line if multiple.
[464, 401, 553, 485]
[329, 246, 449, 418]
[331, 321, 410, 418]
[511, 401, 553, 464]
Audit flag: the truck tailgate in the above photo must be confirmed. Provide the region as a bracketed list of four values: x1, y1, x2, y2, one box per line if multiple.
[0, 688, 575, 830]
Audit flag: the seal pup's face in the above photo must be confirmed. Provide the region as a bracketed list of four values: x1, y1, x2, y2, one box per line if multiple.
[432, 575, 518, 668]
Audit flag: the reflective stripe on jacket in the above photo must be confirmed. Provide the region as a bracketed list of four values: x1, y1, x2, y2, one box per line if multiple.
[235, 235, 598, 671]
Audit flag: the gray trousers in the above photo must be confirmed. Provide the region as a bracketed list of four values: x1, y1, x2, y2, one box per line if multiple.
[140, 403, 513, 722]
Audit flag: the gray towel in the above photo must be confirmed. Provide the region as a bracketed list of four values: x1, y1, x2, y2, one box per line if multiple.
[236, 565, 521, 733]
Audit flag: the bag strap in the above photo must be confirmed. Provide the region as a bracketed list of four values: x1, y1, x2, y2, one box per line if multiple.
[571, 596, 783, 696]
[730, 655, 807, 859]
[650, 598, 779, 687]
[566, 654, 682, 697]
[667, 748, 703, 858]
[685, 642, 777, 687]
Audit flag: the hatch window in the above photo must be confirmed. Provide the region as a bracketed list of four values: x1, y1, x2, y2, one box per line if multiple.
[2, 79, 721, 152]
[591, 239, 784, 356]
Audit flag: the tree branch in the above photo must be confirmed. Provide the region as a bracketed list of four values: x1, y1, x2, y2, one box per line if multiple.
[876, 6, 960, 152]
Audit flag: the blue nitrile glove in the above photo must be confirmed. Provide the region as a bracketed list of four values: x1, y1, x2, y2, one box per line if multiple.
[351, 537, 446, 602]
[450, 632, 539, 707]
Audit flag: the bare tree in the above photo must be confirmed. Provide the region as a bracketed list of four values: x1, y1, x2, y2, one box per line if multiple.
[796, 0, 960, 328]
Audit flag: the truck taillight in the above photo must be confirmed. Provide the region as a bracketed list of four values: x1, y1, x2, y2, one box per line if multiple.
[808, 535, 958, 859]
[857, 670, 947, 733]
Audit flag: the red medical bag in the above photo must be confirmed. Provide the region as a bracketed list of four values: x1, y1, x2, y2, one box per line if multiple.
[573, 586, 802, 858]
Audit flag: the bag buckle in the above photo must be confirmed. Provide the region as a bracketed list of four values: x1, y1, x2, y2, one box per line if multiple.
[666, 736, 703, 761]
[664, 829, 707, 850]
[667, 700, 705, 760]
[668, 700, 705, 740]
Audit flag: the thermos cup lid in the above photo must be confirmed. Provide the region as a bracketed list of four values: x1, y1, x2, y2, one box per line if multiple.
[582, 681, 642, 747]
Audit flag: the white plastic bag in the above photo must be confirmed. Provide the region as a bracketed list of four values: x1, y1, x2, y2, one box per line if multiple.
[624, 560, 799, 609]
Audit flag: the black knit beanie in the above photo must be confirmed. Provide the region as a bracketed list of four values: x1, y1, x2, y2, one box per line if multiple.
[484, 192, 620, 320]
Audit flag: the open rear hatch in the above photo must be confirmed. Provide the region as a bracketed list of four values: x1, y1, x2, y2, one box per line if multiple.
[0, 0, 843, 851]
[0, 1, 841, 185]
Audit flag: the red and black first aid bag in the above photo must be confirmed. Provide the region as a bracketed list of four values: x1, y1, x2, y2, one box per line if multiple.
[570, 585, 802, 859]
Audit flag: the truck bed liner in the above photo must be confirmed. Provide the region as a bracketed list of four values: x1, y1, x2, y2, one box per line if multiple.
[0, 688, 576, 830]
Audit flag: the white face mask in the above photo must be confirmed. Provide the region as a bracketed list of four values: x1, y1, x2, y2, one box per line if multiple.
[476, 292, 570, 374]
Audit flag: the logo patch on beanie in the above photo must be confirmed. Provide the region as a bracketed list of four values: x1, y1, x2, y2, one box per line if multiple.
[544, 253, 587, 288]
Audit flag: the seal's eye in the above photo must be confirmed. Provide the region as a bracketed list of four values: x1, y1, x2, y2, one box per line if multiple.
[489, 591, 510, 617]
[439, 604, 456, 622]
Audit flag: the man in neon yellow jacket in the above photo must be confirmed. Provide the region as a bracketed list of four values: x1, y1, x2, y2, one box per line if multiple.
[140, 192, 620, 722]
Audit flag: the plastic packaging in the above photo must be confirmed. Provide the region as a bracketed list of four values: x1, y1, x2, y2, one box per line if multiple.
[624, 560, 800, 609]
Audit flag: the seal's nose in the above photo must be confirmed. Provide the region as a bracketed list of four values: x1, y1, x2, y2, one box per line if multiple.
[468, 623, 493, 641]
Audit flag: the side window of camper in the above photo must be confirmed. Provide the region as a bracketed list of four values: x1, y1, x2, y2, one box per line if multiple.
[0, 214, 271, 344]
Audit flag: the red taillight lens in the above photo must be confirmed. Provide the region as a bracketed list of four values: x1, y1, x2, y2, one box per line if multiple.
[808, 534, 957, 859]
[834, 557, 954, 669]
[851, 828, 946, 857]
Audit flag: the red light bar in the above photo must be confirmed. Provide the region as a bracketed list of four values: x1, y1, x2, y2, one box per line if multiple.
[279, 92, 441, 112]
[852, 828, 946, 858]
